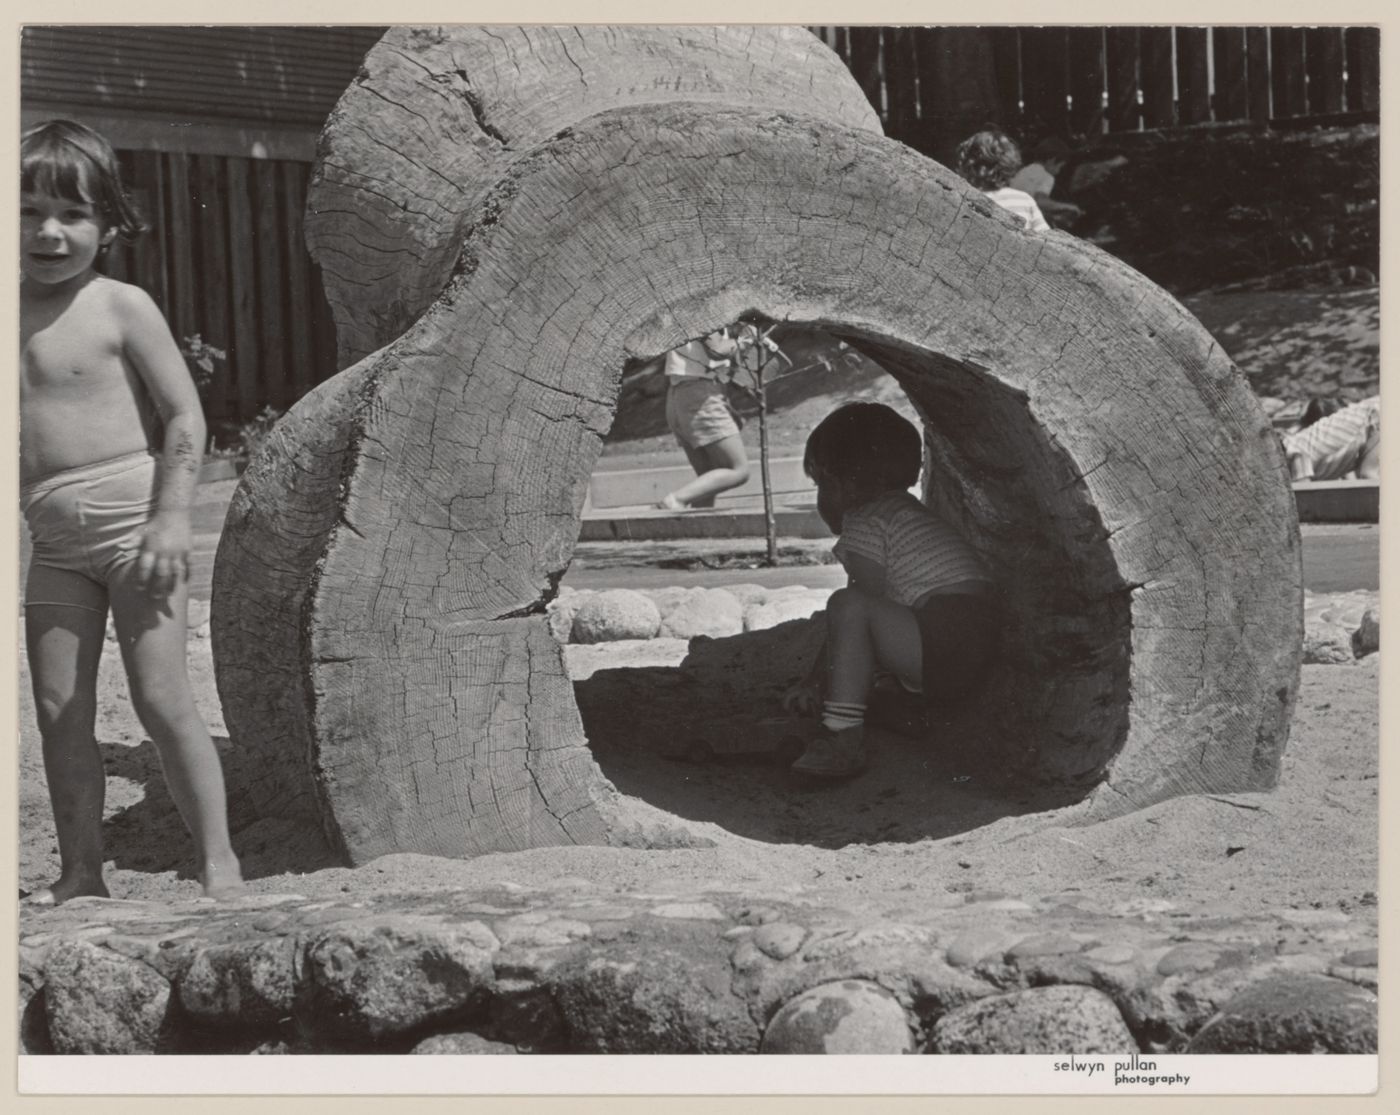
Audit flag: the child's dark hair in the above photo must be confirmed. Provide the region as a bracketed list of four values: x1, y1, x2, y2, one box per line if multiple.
[955, 129, 1023, 191]
[804, 403, 922, 494]
[21, 119, 147, 244]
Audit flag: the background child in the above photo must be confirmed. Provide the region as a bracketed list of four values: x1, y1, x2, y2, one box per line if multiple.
[955, 129, 1050, 232]
[20, 119, 243, 904]
[1282, 395, 1380, 481]
[655, 328, 752, 510]
[783, 403, 1002, 778]
[1008, 135, 1084, 228]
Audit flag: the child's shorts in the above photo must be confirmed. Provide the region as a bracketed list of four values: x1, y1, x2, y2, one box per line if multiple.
[912, 591, 1003, 712]
[22, 450, 159, 606]
[665, 376, 741, 450]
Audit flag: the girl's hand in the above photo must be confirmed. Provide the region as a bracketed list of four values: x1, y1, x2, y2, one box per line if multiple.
[134, 512, 192, 597]
[782, 678, 822, 717]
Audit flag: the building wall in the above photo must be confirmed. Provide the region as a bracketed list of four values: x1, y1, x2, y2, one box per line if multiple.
[22, 26, 389, 426]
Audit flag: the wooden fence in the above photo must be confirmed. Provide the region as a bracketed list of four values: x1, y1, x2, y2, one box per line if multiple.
[102, 149, 339, 427]
[812, 26, 1380, 156]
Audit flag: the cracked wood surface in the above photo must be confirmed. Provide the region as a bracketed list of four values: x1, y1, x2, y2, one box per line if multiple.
[215, 30, 1302, 863]
[306, 25, 881, 368]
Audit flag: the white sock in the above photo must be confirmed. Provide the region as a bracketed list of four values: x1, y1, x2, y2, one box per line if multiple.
[821, 701, 866, 733]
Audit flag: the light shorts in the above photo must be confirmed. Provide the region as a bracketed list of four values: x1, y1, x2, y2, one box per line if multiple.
[22, 450, 159, 608]
[665, 375, 741, 451]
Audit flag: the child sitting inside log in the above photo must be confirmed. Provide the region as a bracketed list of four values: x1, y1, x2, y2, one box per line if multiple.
[782, 403, 1002, 778]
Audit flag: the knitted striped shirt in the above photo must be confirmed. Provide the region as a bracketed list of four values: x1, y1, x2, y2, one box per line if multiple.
[984, 187, 1050, 232]
[1283, 396, 1380, 481]
[833, 490, 992, 607]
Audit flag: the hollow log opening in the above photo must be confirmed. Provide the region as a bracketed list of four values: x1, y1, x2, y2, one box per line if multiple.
[212, 27, 1302, 866]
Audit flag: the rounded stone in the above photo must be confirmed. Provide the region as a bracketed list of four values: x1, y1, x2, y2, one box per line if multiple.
[946, 929, 1019, 969]
[42, 938, 177, 1054]
[657, 587, 744, 639]
[1185, 974, 1377, 1053]
[1156, 942, 1222, 977]
[1353, 608, 1379, 656]
[930, 985, 1136, 1055]
[571, 590, 661, 643]
[761, 979, 915, 1054]
[1339, 948, 1378, 968]
[1085, 944, 1138, 966]
[744, 593, 830, 632]
[1006, 933, 1087, 960]
[413, 1030, 517, 1054]
[751, 922, 807, 961]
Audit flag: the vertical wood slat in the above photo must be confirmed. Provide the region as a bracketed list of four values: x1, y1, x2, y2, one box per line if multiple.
[1105, 27, 1140, 132]
[1212, 27, 1249, 121]
[1345, 27, 1380, 112]
[884, 27, 919, 139]
[1270, 27, 1307, 118]
[193, 154, 232, 419]
[164, 152, 198, 346]
[912, 26, 946, 148]
[254, 161, 288, 412]
[1175, 26, 1211, 125]
[130, 152, 168, 314]
[1067, 26, 1106, 137]
[1245, 27, 1272, 121]
[223, 158, 260, 421]
[279, 161, 317, 401]
[1139, 27, 1176, 129]
[847, 27, 884, 119]
[987, 27, 1023, 130]
[1019, 26, 1070, 136]
[1305, 28, 1345, 114]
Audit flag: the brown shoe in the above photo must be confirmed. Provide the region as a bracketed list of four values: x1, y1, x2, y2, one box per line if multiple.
[790, 723, 868, 778]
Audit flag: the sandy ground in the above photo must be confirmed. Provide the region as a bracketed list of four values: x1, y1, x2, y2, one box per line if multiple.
[17, 287, 1380, 916]
[16, 603, 1378, 918]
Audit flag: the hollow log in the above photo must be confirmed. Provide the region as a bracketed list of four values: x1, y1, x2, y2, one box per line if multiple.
[213, 26, 1302, 864]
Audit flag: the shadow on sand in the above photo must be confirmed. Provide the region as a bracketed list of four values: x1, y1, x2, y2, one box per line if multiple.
[575, 621, 1084, 849]
[99, 737, 340, 882]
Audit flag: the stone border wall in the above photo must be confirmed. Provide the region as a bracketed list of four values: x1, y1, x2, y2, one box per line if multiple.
[19, 882, 1377, 1055]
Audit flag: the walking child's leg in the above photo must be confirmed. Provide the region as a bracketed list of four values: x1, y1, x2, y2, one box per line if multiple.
[108, 572, 244, 898]
[24, 568, 111, 904]
[660, 433, 751, 508]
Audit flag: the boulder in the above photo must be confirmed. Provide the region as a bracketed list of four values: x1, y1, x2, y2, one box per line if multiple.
[658, 587, 744, 640]
[41, 938, 178, 1054]
[761, 979, 916, 1053]
[1185, 974, 1377, 1053]
[545, 587, 592, 644]
[296, 921, 499, 1044]
[745, 593, 830, 632]
[1352, 608, 1379, 657]
[929, 985, 1136, 1054]
[179, 938, 298, 1029]
[571, 590, 662, 644]
[412, 1030, 518, 1054]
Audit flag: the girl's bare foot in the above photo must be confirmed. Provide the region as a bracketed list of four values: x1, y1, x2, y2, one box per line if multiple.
[654, 493, 685, 511]
[200, 854, 247, 900]
[21, 872, 110, 907]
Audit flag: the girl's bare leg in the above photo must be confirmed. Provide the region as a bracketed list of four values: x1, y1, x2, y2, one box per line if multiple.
[24, 568, 111, 904]
[109, 571, 244, 898]
[658, 434, 751, 509]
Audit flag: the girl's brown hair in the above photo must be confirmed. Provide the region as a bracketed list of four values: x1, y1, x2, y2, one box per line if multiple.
[21, 119, 147, 245]
[955, 129, 1023, 191]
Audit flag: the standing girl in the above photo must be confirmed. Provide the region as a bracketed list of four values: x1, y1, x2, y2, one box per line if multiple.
[20, 119, 243, 904]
